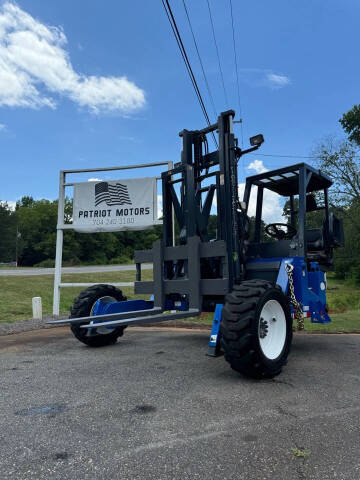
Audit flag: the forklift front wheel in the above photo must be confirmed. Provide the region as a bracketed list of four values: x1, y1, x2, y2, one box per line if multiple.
[221, 280, 292, 378]
[70, 284, 127, 347]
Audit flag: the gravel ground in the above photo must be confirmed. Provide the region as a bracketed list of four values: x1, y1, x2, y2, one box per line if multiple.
[0, 316, 209, 336]
[0, 316, 67, 336]
[0, 327, 359, 479]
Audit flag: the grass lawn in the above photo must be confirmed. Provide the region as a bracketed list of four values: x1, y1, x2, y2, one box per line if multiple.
[0, 270, 153, 324]
[0, 269, 359, 333]
[0, 266, 30, 269]
[304, 310, 360, 332]
[305, 274, 360, 332]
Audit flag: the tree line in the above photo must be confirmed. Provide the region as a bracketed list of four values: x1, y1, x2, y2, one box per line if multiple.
[0, 196, 162, 267]
[0, 106, 359, 283]
[313, 105, 360, 283]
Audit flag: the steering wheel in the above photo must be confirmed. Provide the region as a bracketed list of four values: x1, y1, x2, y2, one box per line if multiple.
[265, 223, 297, 240]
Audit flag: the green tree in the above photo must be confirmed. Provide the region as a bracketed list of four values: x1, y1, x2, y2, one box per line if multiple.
[313, 109, 360, 281]
[16, 197, 58, 265]
[313, 136, 360, 231]
[340, 105, 360, 146]
[16, 196, 36, 209]
[0, 202, 16, 262]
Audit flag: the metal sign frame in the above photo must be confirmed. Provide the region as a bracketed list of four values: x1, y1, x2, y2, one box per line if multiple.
[53, 161, 173, 316]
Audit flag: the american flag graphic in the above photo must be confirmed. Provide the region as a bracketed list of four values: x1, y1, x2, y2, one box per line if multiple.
[95, 182, 132, 207]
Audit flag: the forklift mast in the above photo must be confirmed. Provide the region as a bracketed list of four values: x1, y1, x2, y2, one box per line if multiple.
[161, 110, 256, 291]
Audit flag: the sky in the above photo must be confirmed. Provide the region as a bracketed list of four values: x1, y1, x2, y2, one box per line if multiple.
[0, 0, 358, 222]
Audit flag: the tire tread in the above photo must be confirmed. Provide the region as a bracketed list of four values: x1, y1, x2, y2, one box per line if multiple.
[70, 284, 127, 347]
[220, 279, 292, 378]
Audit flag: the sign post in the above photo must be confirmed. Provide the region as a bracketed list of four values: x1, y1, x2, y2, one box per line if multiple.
[53, 162, 172, 316]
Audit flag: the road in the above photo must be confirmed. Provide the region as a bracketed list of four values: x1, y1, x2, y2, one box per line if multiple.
[0, 264, 152, 276]
[0, 328, 359, 479]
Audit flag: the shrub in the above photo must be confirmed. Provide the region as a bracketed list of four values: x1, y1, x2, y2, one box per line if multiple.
[62, 258, 81, 267]
[33, 258, 55, 268]
[85, 253, 108, 265]
[351, 265, 360, 286]
[334, 259, 353, 280]
[109, 255, 133, 265]
[328, 290, 360, 312]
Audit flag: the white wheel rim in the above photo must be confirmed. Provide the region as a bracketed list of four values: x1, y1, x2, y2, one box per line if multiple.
[90, 296, 117, 335]
[258, 299, 287, 360]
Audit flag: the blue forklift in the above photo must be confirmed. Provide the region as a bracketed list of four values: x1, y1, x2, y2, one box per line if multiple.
[49, 110, 344, 378]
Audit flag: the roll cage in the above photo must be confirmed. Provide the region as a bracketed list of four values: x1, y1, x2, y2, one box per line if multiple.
[243, 163, 343, 268]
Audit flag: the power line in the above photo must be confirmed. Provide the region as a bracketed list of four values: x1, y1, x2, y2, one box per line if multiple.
[249, 153, 316, 159]
[249, 152, 360, 160]
[161, 0, 218, 148]
[229, 0, 244, 147]
[182, 0, 217, 120]
[206, 0, 228, 108]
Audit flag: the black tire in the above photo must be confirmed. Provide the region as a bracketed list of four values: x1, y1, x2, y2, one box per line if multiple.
[70, 284, 127, 347]
[220, 279, 292, 378]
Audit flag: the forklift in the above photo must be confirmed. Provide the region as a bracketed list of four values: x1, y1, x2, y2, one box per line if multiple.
[49, 110, 344, 378]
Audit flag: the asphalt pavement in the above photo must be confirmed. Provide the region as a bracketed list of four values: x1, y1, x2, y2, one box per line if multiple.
[0, 264, 152, 276]
[0, 328, 359, 480]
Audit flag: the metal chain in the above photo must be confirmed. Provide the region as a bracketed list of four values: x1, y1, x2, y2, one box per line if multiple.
[285, 263, 304, 331]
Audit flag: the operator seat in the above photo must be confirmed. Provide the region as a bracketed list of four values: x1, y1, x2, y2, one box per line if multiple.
[305, 229, 324, 250]
[305, 226, 331, 267]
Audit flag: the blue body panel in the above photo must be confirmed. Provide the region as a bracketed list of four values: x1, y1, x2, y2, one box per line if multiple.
[91, 297, 189, 330]
[246, 257, 331, 324]
[93, 298, 190, 316]
[208, 304, 223, 348]
[91, 299, 154, 331]
[306, 262, 331, 323]
[93, 299, 154, 317]
[207, 304, 223, 356]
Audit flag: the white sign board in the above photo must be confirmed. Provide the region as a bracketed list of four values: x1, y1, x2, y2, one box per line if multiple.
[72, 177, 158, 232]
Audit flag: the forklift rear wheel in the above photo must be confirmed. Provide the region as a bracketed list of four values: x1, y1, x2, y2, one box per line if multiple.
[221, 279, 292, 378]
[70, 284, 127, 347]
